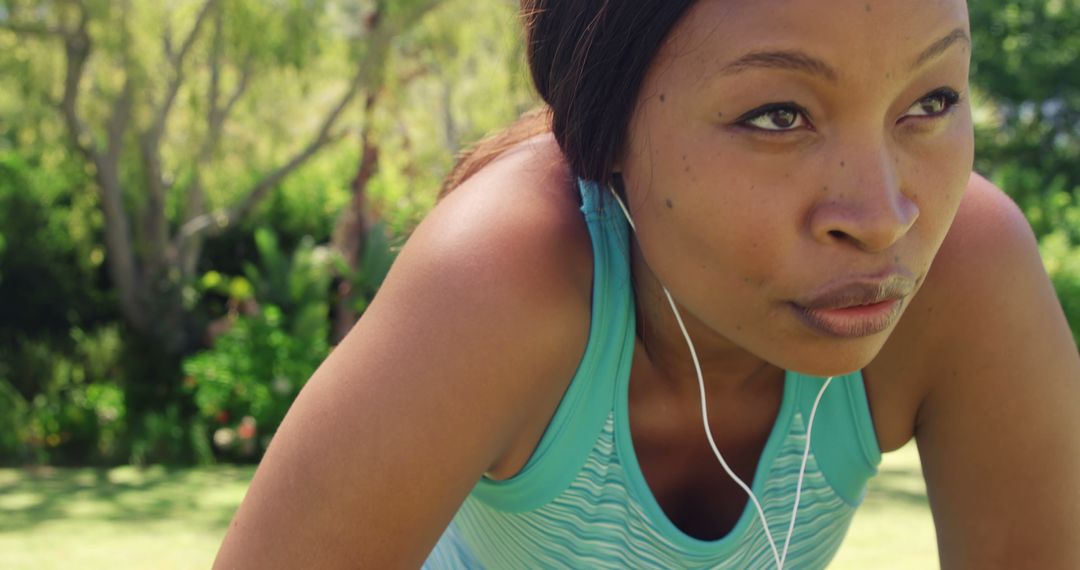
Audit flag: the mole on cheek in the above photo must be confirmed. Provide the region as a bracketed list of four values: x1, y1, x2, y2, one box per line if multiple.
[659, 93, 666, 103]
[840, 161, 846, 168]
[864, 3, 872, 12]
[665, 198, 674, 209]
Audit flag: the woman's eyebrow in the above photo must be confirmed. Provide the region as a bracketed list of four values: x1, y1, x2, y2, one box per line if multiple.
[719, 50, 838, 83]
[912, 27, 970, 69]
[716, 27, 971, 82]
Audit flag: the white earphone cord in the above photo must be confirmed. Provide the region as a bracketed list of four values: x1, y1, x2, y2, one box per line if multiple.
[608, 186, 833, 570]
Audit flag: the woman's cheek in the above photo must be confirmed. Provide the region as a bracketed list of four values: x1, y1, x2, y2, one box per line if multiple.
[904, 110, 973, 207]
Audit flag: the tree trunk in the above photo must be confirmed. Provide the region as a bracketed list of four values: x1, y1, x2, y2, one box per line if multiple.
[332, 92, 380, 343]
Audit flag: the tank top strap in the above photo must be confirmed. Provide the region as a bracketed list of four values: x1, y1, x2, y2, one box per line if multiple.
[470, 178, 637, 511]
[791, 371, 882, 505]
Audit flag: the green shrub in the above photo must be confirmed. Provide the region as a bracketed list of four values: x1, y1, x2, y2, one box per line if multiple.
[1040, 230, 1080, 348]
[183, 304, 329, 462]
[0, 325, 128, 465]
[183, 228, 334, 462]
[0, 379, 30, 463]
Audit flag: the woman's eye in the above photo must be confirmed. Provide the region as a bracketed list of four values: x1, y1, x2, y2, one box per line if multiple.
[738, 104, 810, 132]
[903, 88, 961, 119]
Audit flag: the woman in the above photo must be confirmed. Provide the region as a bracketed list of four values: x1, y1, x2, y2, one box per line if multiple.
[215, 0, 1080, 568]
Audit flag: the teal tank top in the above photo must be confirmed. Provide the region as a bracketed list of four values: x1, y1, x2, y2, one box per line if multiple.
[424, 179, 882, 569]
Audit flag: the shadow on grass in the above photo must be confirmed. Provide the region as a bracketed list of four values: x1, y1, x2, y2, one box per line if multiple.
[0, 466, 255, 533]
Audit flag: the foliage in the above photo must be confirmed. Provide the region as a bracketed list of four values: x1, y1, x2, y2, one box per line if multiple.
[0, 151, 109, 353]
[0, 144, 128, 466]
[0, 325, 127, 465]
[1041, 230, 1080, 341]
[182, 229, 334, 462]
[340, 219, 400, 314]
[969, 0, 1080, 346]
[970, 0, 1080, 186]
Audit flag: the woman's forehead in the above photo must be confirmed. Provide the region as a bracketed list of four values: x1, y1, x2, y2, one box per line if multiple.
[660, 0, 970, 83]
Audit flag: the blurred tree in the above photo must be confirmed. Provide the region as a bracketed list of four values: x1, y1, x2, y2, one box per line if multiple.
[0, 0, 440, 356]
[328, 0, 535, 340]
[1, 0, 538, 464]
[970, 0, 1080, 227]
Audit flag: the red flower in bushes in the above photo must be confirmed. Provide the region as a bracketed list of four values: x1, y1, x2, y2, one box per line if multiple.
[238, 416, 257, 440]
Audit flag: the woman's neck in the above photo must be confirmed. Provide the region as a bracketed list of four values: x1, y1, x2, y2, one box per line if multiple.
[629, 240, 780, 398]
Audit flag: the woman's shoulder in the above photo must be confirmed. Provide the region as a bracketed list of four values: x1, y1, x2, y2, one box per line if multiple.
[395, 133, 596, 476]
[424, 132, 593, 316]
[867, 173, 1076, 448]
[212, 136, 599, 568]
[873, 177, 1080, 567]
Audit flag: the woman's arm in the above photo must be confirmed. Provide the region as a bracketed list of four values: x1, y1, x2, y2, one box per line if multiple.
[914, 175, 1080, 568]
[213, 143, 590, 569]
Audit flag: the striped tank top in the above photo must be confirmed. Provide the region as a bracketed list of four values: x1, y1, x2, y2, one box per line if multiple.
[424, 179, 882, 569]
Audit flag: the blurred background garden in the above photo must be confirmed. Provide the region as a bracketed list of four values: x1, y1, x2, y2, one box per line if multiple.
[0, 0, 1076, 567]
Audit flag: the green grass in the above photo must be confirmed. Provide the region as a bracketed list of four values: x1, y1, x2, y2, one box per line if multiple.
[0, 465, 255, 569]
[0, 444, 935, 569]
[831, 442, 938, 569]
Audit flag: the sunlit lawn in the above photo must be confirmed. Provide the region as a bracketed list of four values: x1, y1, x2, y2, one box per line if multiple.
[0, 443, 935, 569]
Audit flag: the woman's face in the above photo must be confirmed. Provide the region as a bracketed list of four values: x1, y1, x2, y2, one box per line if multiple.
[620, 0, 974, 376]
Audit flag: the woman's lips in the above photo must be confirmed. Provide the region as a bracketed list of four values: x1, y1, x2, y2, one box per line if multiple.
[790, 298, 904, 338]
[790, 274, 915, 338]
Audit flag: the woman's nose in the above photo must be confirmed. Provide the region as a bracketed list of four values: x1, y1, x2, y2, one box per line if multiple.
[809, 147, 919, 253]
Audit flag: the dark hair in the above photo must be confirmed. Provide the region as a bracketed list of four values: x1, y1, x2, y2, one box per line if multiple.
[441, 0, 695, 196]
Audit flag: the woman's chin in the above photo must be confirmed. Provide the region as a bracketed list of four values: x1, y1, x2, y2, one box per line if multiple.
[764, 340, 886, 379]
